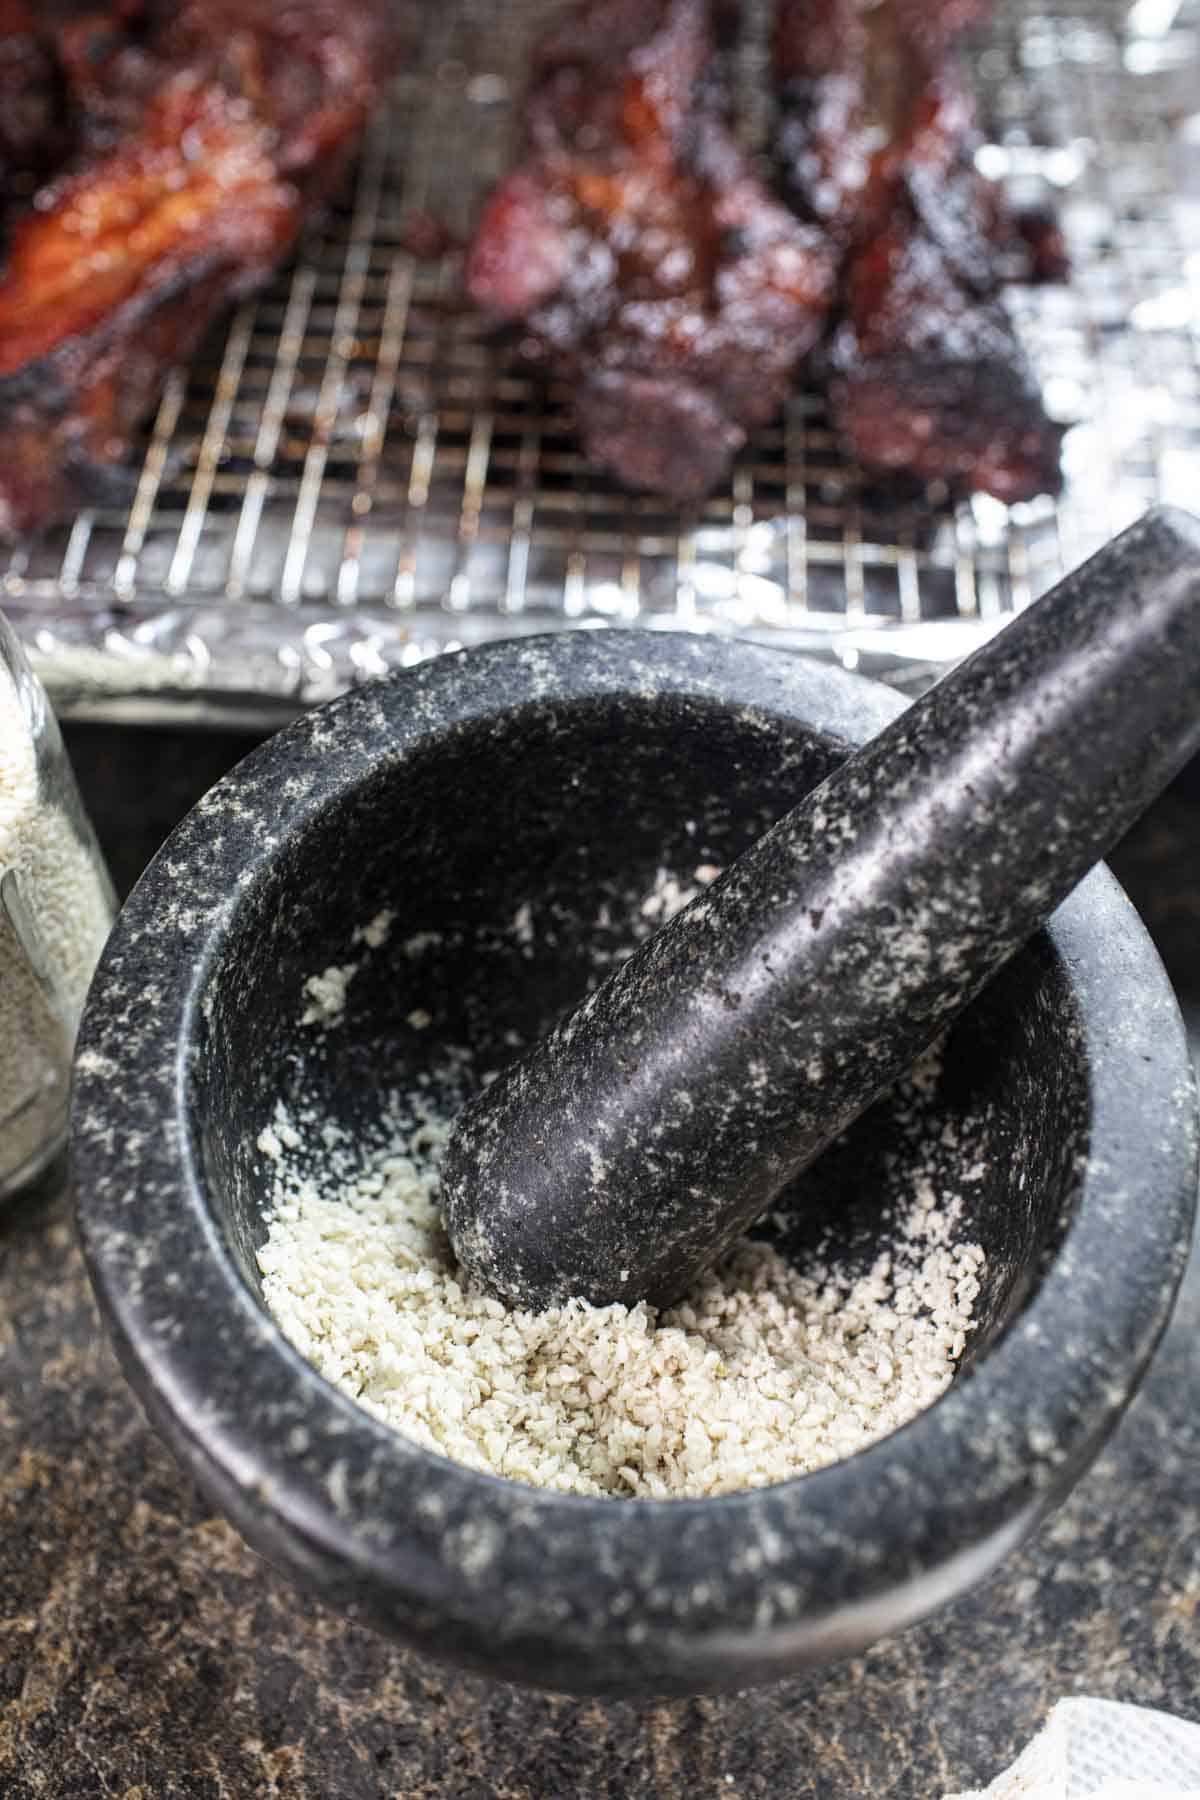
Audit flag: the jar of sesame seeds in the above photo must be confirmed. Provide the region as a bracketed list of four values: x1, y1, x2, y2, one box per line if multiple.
[0, 611, 116, 1198]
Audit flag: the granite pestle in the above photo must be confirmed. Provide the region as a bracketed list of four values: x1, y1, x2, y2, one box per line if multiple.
[441, 506, 1200, 1312]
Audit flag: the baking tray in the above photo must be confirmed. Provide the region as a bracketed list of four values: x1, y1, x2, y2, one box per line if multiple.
[2, 0, 1198, 725]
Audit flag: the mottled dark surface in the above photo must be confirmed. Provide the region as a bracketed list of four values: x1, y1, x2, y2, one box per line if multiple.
[70, 636, 1194, 1693]
[1, 718, 1197, 1796]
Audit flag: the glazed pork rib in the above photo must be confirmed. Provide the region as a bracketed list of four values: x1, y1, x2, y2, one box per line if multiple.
[0, 0, 398, 535]
[465, 0, 837, 502]
[773, 0, 1064, 501]
[469, 0, 1063, 504]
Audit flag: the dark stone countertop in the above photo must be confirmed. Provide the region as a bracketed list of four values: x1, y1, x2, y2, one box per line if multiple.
[1, 724, 1197, 1800]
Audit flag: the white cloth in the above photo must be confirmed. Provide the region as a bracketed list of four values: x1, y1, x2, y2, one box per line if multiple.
[946, 1699, 1200, 1799]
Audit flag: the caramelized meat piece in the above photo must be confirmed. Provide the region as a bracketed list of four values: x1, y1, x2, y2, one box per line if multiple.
[828, 220, 1064, 500]
[774, 0, 1063, 501]
[0, 0, 398, 535]
[0, 81, 299, 532]
[48, 3, 162, 153]
[0, 1, 155, 194]
[466, 0, 836, 501]
[469, 0, 1063, 504]
[772, 0, 992, 241]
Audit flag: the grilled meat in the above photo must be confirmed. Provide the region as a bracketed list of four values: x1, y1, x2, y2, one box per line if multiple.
[0, 0, 398, 535]
[827, 215, 1065, 500]
[774, 0, 1063, 501]
[469, 0, 1063, 505]
[772, 0, 992, 242]
[466, 0, 836, 502]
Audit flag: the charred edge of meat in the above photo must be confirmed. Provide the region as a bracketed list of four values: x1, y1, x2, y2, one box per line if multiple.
[575, 370, 746, 502]
[0, 247, 256, 535]
[771, 0, 1063, 502]
[0, 0, 401, 536]
[467, 0, 837, 502]
[828, 219, 1064, 502]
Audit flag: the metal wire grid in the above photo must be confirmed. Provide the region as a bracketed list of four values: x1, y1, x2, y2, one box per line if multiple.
[1, 0, 1198, 692]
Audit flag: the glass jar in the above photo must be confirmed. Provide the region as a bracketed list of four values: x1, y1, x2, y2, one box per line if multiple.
[0, 612, 116, 1197]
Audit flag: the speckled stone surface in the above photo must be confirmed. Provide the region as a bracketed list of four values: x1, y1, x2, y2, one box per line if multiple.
[0, 711, 1196, 1791]
[67, 633, 1196, 1695]
[444, 511, 1200, 1311]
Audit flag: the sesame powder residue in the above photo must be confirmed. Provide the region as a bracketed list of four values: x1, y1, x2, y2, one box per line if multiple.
[256, 878, 986, 1499]
[299, 908, 396, 1027]
[256, 1099, 986, 1500]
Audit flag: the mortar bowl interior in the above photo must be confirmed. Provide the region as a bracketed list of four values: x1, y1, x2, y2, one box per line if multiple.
[73, 631, 1198, 1696]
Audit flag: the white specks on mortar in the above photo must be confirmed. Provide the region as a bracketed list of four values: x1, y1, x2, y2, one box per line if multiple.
[301, 963, 356, 1028]
[450, 1517, 502, 1580]
[354, 909, 395, 950]
[327, 1459, 351, 1514]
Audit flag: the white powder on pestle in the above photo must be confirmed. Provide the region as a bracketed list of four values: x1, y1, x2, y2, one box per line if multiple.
[257, 1095, 986, 1500]
[0, 662, 113, 1185]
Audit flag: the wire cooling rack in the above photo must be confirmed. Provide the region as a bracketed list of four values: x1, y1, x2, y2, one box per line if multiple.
[2, 0, 1198, 721]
